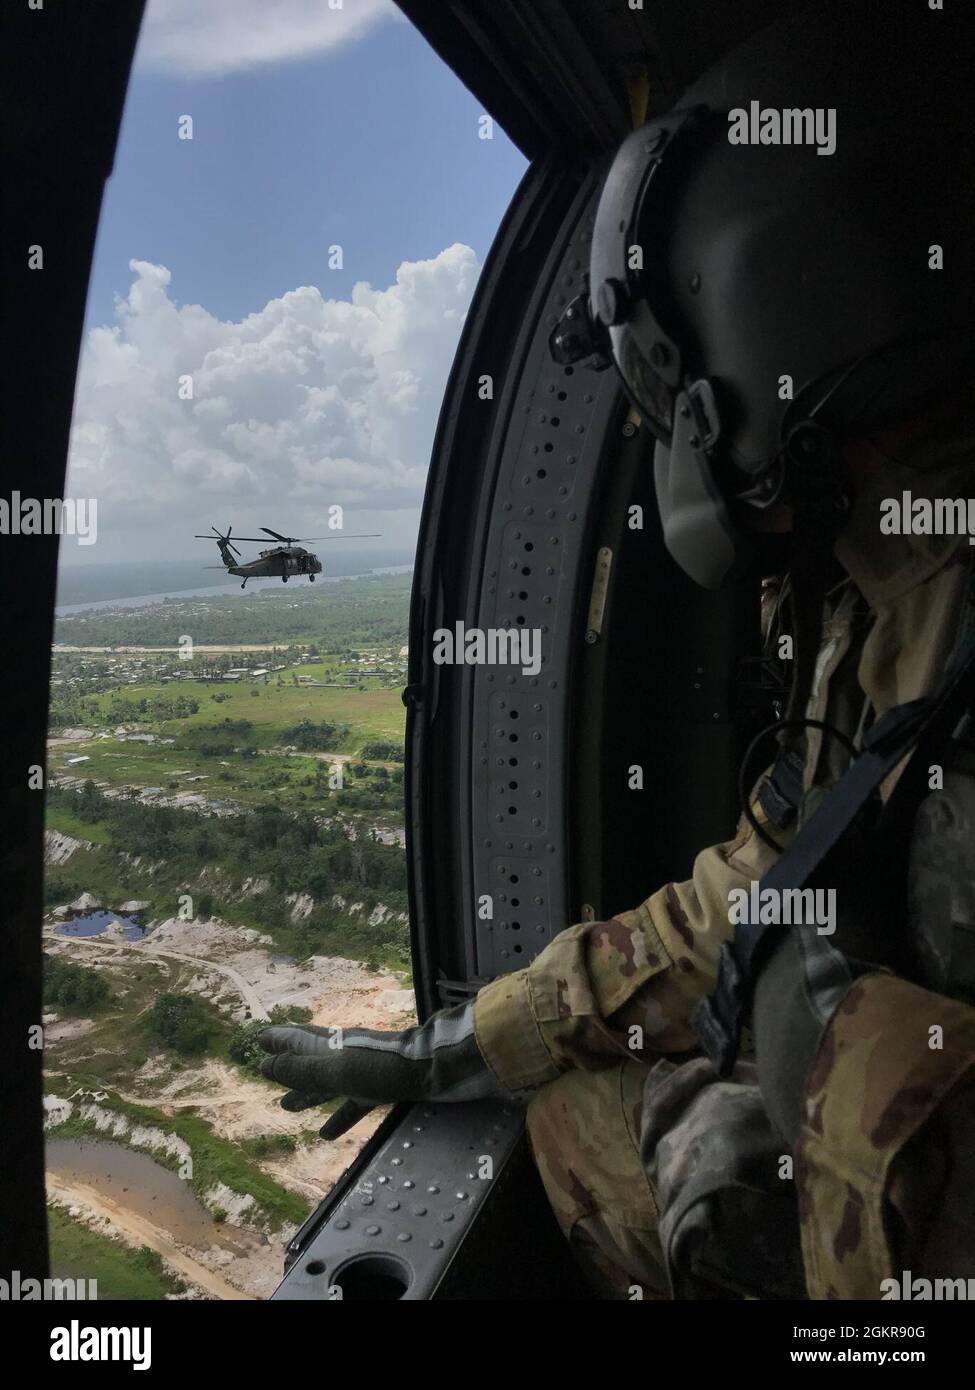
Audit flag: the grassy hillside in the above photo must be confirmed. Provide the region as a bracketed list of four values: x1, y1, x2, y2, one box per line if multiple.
[48, 1205, 186, 1300]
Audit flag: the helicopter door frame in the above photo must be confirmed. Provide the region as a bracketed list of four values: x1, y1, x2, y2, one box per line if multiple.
[274, 154, 625, 1299]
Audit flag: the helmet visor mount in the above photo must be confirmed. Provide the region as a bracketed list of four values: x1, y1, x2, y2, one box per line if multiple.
[612, 317, 677, 444]
[587, 107, 708, 446]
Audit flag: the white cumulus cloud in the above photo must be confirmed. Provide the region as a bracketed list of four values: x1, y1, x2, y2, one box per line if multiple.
[67, 246, 481, 548]
[137, 0, 398, 79]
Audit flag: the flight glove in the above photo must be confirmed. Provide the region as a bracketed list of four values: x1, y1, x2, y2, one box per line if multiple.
[257, 1000, 501, 1139]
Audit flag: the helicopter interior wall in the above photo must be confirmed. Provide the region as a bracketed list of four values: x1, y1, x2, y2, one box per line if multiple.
[570, 430, 766, 923]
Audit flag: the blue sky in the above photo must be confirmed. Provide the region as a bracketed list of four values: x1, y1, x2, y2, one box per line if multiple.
[67, 0, 527, 566]
[88, 6, 527, 329]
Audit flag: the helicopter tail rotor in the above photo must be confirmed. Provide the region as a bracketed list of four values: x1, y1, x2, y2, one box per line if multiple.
[193, 525, 242, 564]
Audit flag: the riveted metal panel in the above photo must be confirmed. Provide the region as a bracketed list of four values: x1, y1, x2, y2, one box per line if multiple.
[272, 1101, 525, 1301]
[468, 189, 624, 978]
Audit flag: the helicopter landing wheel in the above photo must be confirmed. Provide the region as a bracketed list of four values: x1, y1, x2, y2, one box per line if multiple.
[309, 574, 315, 582]
[282, 575, 288, 583]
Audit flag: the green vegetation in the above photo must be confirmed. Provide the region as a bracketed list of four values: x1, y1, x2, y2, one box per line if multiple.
[360, 740, 405, 762]
[54, 570, 411, 648]
[47, 1205, 186, 1300]
[281, 719, 349, 751]
[45, 873, 84, 906]
[45, 804, 113, 845]
[50, 779, 406, 911]
[241, 1134, 299, 1159]
[50, 739, 406, 817]
[45, 1077, 310, 1230]
[228, 1004, 314, 1075]
[147, 993, 218, 1057]
[44, 952, 112, 1011]
[108, 693, 201, 722]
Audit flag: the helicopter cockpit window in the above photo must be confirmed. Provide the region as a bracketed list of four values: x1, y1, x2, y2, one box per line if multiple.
[43, 0, 526, 1301]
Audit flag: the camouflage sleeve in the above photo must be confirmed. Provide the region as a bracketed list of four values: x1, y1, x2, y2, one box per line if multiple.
[473, 803, 782, 1091]
[796, 974, 975, 1299]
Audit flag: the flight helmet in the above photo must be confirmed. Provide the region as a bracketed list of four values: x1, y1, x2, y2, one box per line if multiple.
[552, 0, 975, 588]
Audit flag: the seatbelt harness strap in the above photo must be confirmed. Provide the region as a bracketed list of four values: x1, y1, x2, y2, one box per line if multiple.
[693, 586, 975, 1077]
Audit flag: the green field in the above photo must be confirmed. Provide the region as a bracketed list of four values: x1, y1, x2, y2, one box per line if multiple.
[90, 675, 404, 747]
[54, 742, 339, 809]
[47, 1204, 186, 1300]
[46, 805, 114, 844]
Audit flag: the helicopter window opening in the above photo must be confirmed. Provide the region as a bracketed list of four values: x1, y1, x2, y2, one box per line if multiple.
[45, 0, 527, 1302]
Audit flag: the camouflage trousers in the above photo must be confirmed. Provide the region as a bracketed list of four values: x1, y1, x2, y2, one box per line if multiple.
[526, 1056, 806, 1300]
[526, 1060, 670, 1299]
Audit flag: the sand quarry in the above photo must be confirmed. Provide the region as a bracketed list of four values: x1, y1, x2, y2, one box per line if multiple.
[45, 913, 416, 1298]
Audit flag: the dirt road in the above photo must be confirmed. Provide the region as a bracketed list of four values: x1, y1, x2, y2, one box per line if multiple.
[43, 928, 269, 1022]
[46, 1174, 254, 1301]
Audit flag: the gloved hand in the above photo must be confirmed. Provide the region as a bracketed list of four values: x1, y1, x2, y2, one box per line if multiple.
[257, 1000, 501, 1139]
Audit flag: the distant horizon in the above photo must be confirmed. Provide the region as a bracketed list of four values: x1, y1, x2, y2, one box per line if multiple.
[56, 546, 416, 608]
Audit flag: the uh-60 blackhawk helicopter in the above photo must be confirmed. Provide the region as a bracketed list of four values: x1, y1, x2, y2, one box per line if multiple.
[195, 524, 380, 588]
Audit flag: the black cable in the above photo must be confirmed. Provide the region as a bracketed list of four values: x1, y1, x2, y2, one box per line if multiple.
[738, 717, 861, 853]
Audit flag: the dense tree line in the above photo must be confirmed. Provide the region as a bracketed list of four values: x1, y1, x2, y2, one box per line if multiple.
[281, 720, 349, 751]
[359, 740, 405, 762]
[53, 574, 411, 648]
[147, 993, 214, 1056]
[49, 781, 408, 905]
[107, 693, 200, 723]
[43, 952, 112, 1011]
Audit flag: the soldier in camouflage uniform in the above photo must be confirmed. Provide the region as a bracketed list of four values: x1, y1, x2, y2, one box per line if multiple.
[472, 398, 975, 1296]
[259, 2, 975, 1299]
